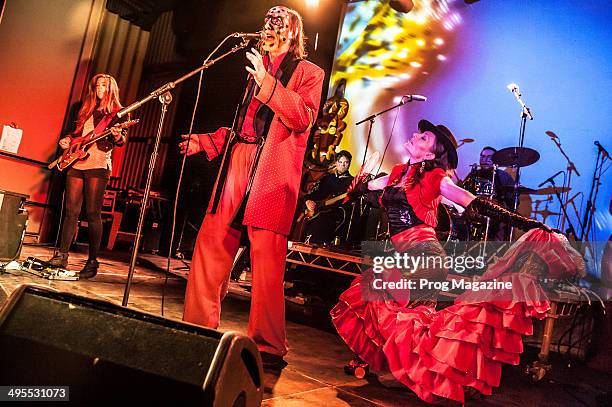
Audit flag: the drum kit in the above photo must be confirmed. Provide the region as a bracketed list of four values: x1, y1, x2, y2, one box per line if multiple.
[438, 146, 569, 244]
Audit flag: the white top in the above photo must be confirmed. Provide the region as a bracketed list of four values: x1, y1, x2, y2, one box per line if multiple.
[72, 114, 112, 171]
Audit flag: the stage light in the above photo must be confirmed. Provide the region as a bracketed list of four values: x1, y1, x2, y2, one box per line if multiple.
[305, 0, 319, 7]
[389, 0, 414, 13]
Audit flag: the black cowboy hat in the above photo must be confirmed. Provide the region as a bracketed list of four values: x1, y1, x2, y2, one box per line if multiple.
[418, 119, 458, 169]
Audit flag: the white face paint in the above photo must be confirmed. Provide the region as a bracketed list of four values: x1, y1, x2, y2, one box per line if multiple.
[261, 6, 292, 55]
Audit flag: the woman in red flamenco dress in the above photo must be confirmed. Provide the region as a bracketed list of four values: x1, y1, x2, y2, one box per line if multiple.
[331, 119, 585, 404]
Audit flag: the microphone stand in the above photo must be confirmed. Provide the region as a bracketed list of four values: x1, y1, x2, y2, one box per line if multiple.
[121, 37, 251, 306]
[579, 143, 608, 242]
[345, 96, 419, 246]
[355, 95, 419, 168]
[547, 132, 580, 234]
[508, 89, 533, 241]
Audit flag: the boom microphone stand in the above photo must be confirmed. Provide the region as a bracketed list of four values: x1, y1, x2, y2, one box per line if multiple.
[348, 95, 424, 245]
[579, 141, 609, 242]
[507, 84, 533, 241]
[121, 36, 251, 306]
[356, 95, 425, 167]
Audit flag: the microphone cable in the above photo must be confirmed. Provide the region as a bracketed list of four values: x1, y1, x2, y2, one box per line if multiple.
[161, 34, 237, 316]
[375, 102, 403, 175]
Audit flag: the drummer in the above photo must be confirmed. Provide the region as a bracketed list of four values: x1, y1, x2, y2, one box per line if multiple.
[462, 147, 515, 240]
[478, 146, 515, 208]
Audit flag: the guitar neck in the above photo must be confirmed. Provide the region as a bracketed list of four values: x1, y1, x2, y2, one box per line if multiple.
[80, 129, 112, 148]
[322, 193, 348, 207]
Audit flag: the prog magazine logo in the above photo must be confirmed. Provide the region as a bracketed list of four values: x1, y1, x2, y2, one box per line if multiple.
[369, 252, 512, 292]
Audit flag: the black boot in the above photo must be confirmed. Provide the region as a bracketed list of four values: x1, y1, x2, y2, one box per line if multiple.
[48, 251, 69, 268]
[79, 259, 99, 279]
[466, 196, 551, 232]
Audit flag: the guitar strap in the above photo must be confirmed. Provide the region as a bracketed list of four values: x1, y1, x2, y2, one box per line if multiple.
[93, 107, 121, 134]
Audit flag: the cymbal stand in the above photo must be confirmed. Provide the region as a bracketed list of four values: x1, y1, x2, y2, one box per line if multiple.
[543, 178, 579, 240]
[508, 88, 533, 241]
[547, 132, 580, 232]
[565, 192, 584, 233]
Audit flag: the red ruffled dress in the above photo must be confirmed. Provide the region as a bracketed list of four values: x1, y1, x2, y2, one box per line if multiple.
[330, 164, 584, 404]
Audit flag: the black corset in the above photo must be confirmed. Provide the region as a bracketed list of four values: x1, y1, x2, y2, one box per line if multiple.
[382, 186, 424, 236]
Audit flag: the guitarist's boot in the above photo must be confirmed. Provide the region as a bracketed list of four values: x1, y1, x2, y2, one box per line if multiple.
[79, 258, 99, 279]
[48, 251, 69, 268]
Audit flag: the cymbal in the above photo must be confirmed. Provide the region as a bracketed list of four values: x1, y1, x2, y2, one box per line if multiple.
[532, 186, 571, 195]
[533, 208, 561, 218]
[492, 147, 540, 167]
[498, 185, 537, 195]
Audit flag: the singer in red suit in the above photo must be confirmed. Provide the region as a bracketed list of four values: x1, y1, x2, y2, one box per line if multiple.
[179, 5, 324, 367]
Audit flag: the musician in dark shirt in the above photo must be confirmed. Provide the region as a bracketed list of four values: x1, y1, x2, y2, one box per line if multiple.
[466, 146, 515, 240]
[304, 150, 354, 244]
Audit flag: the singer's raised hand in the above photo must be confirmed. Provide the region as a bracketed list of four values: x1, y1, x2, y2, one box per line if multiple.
[245, 48, 266, 86]
[179, 134, 202, 156]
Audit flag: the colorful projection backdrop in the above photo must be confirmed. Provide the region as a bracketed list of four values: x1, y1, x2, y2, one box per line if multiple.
[331, 0, 612, 277]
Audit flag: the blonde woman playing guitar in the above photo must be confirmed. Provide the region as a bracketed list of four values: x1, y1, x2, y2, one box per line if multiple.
[48, 73, 129, 278]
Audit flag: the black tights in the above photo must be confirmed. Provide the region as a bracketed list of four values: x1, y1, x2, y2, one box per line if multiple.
[58, 169, 109, 259]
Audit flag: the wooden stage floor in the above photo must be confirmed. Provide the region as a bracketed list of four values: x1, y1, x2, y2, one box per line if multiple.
[0, 245, 610, 406]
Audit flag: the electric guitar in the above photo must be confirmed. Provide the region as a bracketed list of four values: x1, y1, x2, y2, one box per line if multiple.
[302, 192, 348, 222]
[48, 119, 139, 171]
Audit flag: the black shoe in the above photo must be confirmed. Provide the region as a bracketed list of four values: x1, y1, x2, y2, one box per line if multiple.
[344, 357, 369, 378]
[260, 352, 287, 370]
[48, 251, 69, 268]
[79, 259, 99, 279]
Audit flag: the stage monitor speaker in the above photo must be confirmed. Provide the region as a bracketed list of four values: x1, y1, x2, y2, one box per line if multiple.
[0, 190, 28, 260]
[0, 285, 263, 405]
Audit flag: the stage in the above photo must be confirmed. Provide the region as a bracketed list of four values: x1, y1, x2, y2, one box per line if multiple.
[1, 245, 609, 406]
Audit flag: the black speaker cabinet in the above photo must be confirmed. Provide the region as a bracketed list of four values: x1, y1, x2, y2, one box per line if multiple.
[0, 285, 263, 405]
[0, 190, 28, 260]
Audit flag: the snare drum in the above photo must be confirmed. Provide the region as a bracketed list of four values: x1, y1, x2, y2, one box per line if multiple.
[461, 167, 495, 197]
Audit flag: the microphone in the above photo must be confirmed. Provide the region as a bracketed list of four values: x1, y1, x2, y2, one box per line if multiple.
[232, 32, 262, 40]
[595, 141, 610, 159]
[538, 170, 563, 187]
[401, 94, 427, 103]
[507, 83, 519, 94]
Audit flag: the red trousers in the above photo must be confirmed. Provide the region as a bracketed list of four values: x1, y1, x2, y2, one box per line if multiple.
[183, 143, 289, 356]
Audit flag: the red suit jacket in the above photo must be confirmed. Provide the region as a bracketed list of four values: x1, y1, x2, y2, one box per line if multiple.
[198, 58, 325, 236]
